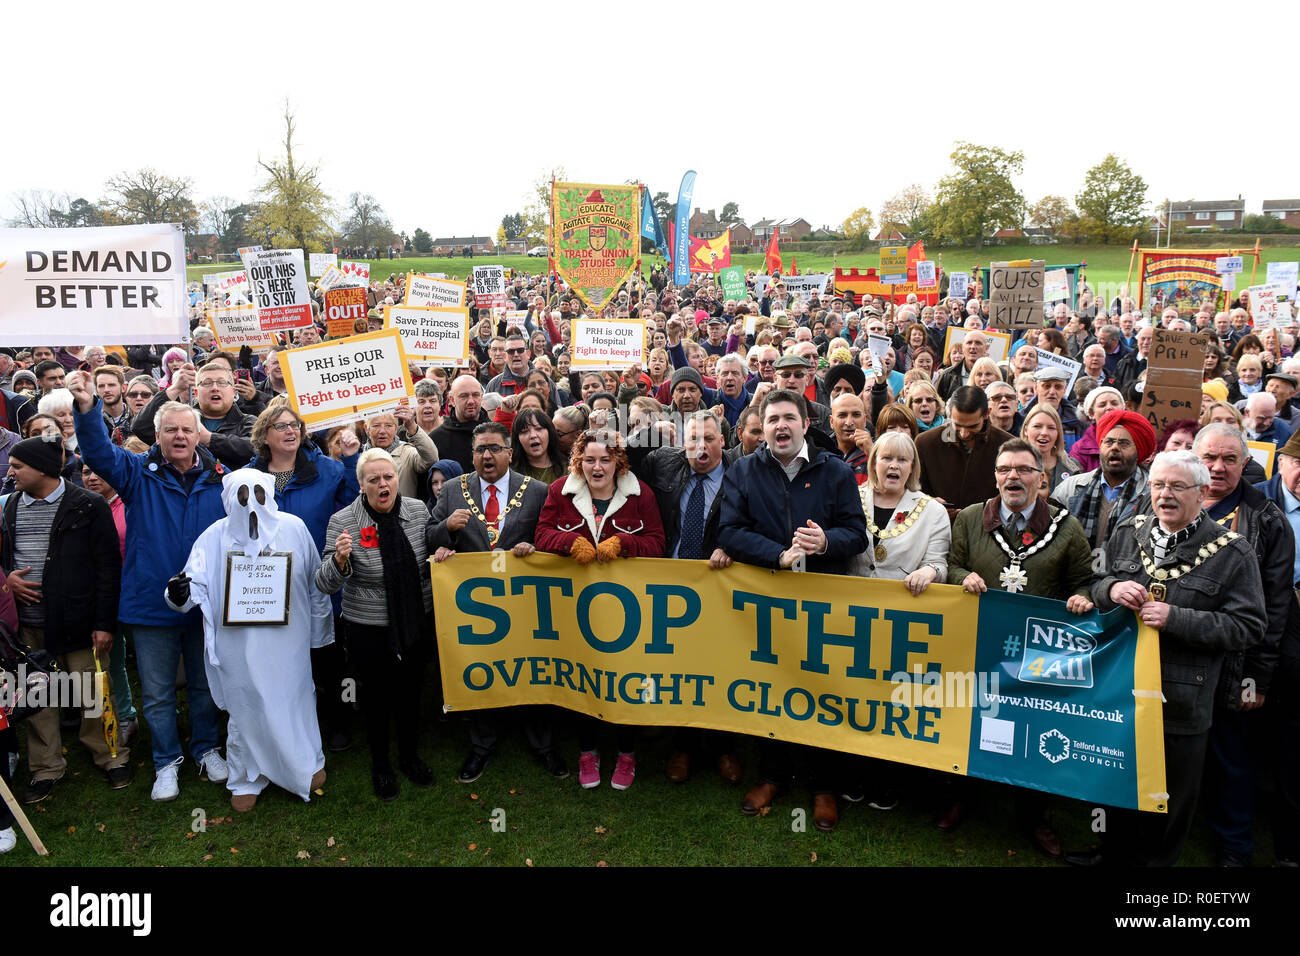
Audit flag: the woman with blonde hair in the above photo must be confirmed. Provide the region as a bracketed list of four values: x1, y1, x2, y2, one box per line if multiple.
[969, 356, 1002, 390]
[1020, 403, 1081, 494]
[904, 379, 945, 432]
[1200, 400, 1243, 428]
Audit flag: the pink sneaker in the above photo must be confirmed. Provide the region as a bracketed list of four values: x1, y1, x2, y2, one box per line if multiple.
[611, 752, 636, 790]
[578, 751, 600, 789]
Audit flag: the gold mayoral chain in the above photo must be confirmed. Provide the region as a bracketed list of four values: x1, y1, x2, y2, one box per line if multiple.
[990, 507, 1068, 594]
[864, 494, 932, 563]
[459, 474, 532, 547]
[1132, 514, 1237, 601]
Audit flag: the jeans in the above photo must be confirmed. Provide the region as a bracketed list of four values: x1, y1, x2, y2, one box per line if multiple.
[125, 620, 221, 771]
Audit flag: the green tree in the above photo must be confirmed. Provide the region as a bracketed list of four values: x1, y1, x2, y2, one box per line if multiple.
[500, 212, 525, 241]
[250, 104, 336, 252]
[412, 228, 433, 254]
[878, 185, 931, 237]
[521, 167, 566, 246]
[1075, 154, 1148, 244]
[101, 168, 200, 233]
[652, 191, 673, 226]
[720, 201, 741, 222]
[934, 142, 1026, 250]
[839, 207, 876, 249]
[1243, 213, 1287, 232]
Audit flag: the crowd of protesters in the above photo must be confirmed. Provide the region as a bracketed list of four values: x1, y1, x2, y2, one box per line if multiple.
[0, 261, 1296, 869]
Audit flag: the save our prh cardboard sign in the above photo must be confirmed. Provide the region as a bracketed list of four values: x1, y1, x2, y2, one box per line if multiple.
[1140, 330, 1209, 436]
[280, 328, 414, 430]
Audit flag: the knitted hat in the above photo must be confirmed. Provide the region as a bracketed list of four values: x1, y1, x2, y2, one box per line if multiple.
[670, 366, 705, 393]
[1201, 379, 1229, 403]
[1097, 409, 1156, 464]
[10, 434, 64, 478]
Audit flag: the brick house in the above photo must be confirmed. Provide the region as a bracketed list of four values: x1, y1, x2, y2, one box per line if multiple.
[431, 236, 495, 254]
[1262, 199, 1300, 229]
[1169, 198, 1245, 231]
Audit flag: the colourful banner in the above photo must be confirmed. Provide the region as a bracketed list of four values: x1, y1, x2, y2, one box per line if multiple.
[672, 170, 696, 286]
[834, 268, 940, 306]
[552, 182, 640, 313]
[432, 554, 1166, 812]
[1139, 249, 1228, 315]
[689, 228, 731, 273]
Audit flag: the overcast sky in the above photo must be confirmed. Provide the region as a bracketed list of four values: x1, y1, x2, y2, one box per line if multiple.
[5, 0, 1298, 238]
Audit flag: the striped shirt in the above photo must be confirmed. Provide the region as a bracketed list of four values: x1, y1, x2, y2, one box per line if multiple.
[13, 478, 65, 626]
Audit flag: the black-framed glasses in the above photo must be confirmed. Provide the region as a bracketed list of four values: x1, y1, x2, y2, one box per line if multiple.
[127, 390, 154, 399]
[506, 347, 527, 355]
[473, 444, 508, 455]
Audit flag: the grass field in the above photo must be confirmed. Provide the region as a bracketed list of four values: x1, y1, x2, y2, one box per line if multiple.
[0, 666, 1273, 868]
[186, 244, 1297, 296]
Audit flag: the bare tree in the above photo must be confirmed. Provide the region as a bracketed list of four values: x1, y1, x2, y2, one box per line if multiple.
[340, 193, 395, 251]
[101, 168, 200, 232]
[9, 190, 71, 228]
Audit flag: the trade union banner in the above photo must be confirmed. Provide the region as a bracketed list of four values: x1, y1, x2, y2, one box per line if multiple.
[432, 554, 1167, 813]
[551, 182, 639, 313]
[1139, 249, 1228, 315]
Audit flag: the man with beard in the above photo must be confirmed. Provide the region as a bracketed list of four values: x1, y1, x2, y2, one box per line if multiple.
[1193, 423, 1294, 866]
[1052, 409, 1154, 550]
[947, 438, 1095, 856]
[916, 386, 1012, 520]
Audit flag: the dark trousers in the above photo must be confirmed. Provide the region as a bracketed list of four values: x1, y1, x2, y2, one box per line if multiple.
[1205, 706, 1266, 858]
[757, 740, 834, 796]
[350, 624, 427, 772]
[1271, 663, 1300, 862]
[0, 726, 15, 831]
[577, 716, 636, 754]
[312, 620, 353, 739]
[470, 706, 554, 757]
[671, 727, 739, 758]
[1102, 730, 1209, 866]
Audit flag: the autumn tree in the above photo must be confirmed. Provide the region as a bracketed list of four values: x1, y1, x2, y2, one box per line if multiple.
[1075, 154, 1148, 244]
[840, 207, 876, 247]
[100, 169, 199, 233]
[1028, 195, 1075, 235]
[878, 185, 932, 237]
[250, 103, 336, 252]
[934, 142, 1026, 250]
[521, 167, 566, 246]
[341, 193, 395, 251]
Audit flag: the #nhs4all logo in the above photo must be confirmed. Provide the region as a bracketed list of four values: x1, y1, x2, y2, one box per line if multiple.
[1016, 618, 1095, 689]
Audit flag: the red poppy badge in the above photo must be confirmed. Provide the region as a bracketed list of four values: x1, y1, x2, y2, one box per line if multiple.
[359, 526, 379, 548]
[1021, 531, 1034, 546]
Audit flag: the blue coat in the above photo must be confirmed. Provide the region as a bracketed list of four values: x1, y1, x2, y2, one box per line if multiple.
[242, 444, 359, 555]
[75, 398, 228, 627]
[718, 443, 867, 575]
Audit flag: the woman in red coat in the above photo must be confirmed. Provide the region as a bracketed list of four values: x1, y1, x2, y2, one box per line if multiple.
[535, 428, 665, 791]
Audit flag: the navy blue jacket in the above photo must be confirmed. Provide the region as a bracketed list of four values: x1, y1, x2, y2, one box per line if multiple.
[718, 443, 867, 574]
[242, 443, 359, 556]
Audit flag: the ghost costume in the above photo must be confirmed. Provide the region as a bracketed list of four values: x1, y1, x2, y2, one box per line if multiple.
[166, 471, 333, 801]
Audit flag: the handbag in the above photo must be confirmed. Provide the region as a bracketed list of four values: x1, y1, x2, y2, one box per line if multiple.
[0, 577, 58, 725]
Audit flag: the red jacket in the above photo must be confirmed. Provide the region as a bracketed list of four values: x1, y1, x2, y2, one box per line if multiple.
[535, 472, 666, 557]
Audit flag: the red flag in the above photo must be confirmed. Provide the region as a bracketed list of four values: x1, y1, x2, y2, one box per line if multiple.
[790, 254, 798, 276]
[908, 241, 926, 265]
[765, 231, 782, 275]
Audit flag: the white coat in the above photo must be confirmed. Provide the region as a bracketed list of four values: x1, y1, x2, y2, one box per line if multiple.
[849, 487, 951, 581]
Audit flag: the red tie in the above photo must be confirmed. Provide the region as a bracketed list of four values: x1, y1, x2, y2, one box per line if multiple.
[485, 485, 499, 529]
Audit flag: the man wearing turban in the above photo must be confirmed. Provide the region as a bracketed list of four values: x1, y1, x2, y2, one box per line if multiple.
[1051, 409, 1156, 550]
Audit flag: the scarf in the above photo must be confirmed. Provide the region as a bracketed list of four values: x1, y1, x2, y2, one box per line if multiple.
[1151, 513, 1202, 564]
[1075, 466, 1146, 547]
[718, 388, 748, 427]
[361, 496, 426, 657]
[916, 414, 945, 433]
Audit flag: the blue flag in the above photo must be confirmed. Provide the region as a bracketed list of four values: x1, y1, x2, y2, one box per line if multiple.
[673, 170, 696, 286]
[640, 187, 668, 260]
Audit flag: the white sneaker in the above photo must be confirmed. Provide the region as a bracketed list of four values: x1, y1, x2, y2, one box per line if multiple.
[151, 757, 183, 802]
[197, 750, 228, 784]
[0, 827, 16, 854]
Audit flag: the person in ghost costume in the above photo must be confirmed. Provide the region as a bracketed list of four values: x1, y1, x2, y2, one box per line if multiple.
[165, 470, 333, 812]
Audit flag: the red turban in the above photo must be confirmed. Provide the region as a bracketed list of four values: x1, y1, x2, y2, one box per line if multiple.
[1097, 409, 1156, 463]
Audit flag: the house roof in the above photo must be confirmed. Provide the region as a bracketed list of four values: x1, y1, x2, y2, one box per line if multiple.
[1263, 199, 1300, 212]
[1170, 199, 1244, 213]
[432, 236, 491, 244]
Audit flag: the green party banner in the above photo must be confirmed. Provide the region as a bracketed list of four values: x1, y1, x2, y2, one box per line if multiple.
[551, 182, 640, 313]
[432, 554, 1168, 812]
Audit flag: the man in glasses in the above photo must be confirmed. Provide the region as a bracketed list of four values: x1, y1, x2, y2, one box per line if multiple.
[132, 360, 255, 469]
[946, 437, 1095, 857]
[428, 422, 566, 784]
[486, 332, 551, 429]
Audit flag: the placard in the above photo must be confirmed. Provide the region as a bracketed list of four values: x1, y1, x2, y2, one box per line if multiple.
[989, 260, 1045, 330]
[1248, 282, 1290, 329]
[866, 332, 892, 370]
[308, 252, 338, 277]
[471, 265, 507, 312]
[1266, 261, 1298, 302]
[879, 246, 908, 285]
[405, 274, 467, 309]
[719, 265, 746, 302]
[570, 319, 647, 370]
[384, 305, 470, 366]
[1215, 256, 1243, 275]
[942, 326, 1011, 364]
[1043, 268, 1069, 302]
[236, 245, 264, 258]
[1139, 330, 1209, 435]
[341, 260, 371, 285]
[1034, 347, 1082, 393]
[241, 247, 313, 331]
[207, 304, 275, 352]
[223, 552, 291, 627]
[752, 273, 831, 301]
[916, 261, 937, 288]
[324, 286, 369, 339]
[1246, 440, 1276, 477]
[0, 223, 187, 346]
[280, 328, 415, 430]
[315, 265, 348, 292]
[948, 272, 969, 301]
[203, 269, 252, 305]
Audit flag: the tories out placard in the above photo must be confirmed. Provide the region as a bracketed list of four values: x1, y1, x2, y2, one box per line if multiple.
[324, 286, 368, 338]
[242, 247, 313, 331]
[384, 305, 470, 366]
[280, 328, 414, 429]
[0, 224, 187, 346]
